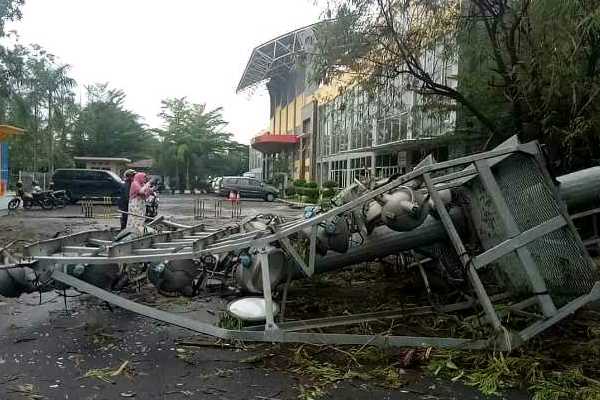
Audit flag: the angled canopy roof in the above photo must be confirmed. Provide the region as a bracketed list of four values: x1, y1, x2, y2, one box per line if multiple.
[251, 133, 299, 154]
[236, 23, 318, 93]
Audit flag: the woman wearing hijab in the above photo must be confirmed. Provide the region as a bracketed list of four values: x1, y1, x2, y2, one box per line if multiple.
[126, 172, 153, 234]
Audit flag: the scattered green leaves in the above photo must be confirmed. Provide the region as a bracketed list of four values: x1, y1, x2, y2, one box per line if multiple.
[82, 360, 133, 384]
[428, 349, 600, 400]
[217, 312, 243, 330]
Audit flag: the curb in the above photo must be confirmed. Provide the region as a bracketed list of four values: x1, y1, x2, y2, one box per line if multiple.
[277, 198, 316, 208]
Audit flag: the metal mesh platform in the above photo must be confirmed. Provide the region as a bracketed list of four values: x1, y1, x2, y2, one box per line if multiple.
[466, 153, 599, 303]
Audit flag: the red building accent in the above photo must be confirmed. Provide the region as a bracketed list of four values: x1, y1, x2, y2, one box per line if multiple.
[251, 133, 299, 154]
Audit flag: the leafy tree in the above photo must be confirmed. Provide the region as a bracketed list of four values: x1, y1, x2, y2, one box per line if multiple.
[314, 0, 600, 171]
[0, 0, 24, 35]
[156, 97, 242, 189]
[208, 141, 249, 178]
[71, 83, 157, 161]
[45, 63, 76, 172]
[21, 45, 76, 172]
[2, 44, 79, 172]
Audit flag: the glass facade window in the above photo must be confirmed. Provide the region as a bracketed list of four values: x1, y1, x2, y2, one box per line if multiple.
[311, 37, 458, 189]
[349, 156, 372, 182]
[317, 105, 332, 158]
[411, 94, 454, 138]
[331, 97, 348, 154]
[330, 160, 348, 188]
[318, 88, 375, 158]
[302, 118, 311, 134]
[316, 161, 330, 184]
[375, 153, 399, 178]
[376, 113, 408, 145]
[316, 163, 321, 184]
[316, 65, 455, 160]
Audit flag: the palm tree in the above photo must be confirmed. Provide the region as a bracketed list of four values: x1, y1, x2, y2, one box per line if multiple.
[44, 64, 76, 173]
[157, 98, 232, 190]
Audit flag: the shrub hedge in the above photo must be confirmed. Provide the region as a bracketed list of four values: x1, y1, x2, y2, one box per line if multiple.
[322, 180, 338, 189]
[282, 179, 339, 203]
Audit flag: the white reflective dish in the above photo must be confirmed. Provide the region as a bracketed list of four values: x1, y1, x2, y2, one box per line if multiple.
[227, 297, 280, 322]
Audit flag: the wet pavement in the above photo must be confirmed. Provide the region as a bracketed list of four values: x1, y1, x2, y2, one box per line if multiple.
[0, 293, 512, 400]
[0, 194, 528, 399]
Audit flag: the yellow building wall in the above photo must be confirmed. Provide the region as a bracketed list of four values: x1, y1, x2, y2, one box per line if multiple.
[282, 103, 289, 133]
[280, 106, 287, 135]
[295, 94, 304, 129]
[312, 74, 356, 105]
[271, 93, 309, 135]
[269, 78, 354, 136]
[272, 106, 280, 134]
[265, 90, 328, 180]
[286, 100, 295, 133]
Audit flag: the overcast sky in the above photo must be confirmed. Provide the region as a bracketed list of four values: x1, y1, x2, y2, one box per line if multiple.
[7, 0, 321, 144]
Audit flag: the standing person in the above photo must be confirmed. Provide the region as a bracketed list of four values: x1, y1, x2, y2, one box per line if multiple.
[126, 172, 153, 235]
[118, 169, 136, 230]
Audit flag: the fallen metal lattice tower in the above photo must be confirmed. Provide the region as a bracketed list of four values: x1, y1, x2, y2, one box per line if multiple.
[2, 138, 599, 351]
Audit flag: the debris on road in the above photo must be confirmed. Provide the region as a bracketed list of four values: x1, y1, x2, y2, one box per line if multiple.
[9, 383, 43, 400]
[82, 360, 133, 384]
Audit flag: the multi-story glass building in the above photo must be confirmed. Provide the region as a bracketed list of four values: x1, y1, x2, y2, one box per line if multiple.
[238, 24, 480, 188]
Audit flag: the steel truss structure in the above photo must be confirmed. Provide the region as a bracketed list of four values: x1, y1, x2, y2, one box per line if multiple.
[236, 24, 317, 92]
[8, 140, 600, 351]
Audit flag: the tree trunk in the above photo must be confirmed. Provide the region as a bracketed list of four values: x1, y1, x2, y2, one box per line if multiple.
[48, 93, 54, 174]
[175, 163, 180, 193]
[33, 104, 38, 172]
[186, 160, 190, 192]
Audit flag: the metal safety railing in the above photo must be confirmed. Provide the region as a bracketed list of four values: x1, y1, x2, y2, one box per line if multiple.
[81, 197, 114, 219]
[194, 198, 242, 220]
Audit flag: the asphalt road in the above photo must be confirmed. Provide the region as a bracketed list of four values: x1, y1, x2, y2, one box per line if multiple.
[0, 194, 527, 399]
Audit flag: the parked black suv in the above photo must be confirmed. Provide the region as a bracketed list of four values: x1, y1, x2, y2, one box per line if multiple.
[217, 176, 278, 202]
[52, 169, 124, 204]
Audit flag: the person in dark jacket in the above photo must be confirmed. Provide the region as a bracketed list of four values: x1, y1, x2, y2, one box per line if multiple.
[119, 169, 136, 230]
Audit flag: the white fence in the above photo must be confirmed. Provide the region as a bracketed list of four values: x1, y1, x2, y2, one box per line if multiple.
[10, 171, 52, 191]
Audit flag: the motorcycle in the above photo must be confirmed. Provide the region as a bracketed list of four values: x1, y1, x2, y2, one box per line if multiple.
[49, 190, 68, 208]
[8, 187, 54, 210]
[145, 191, 159, 218]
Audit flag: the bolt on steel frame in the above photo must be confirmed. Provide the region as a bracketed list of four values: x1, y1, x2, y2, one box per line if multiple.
[14, 140, 600, 350]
